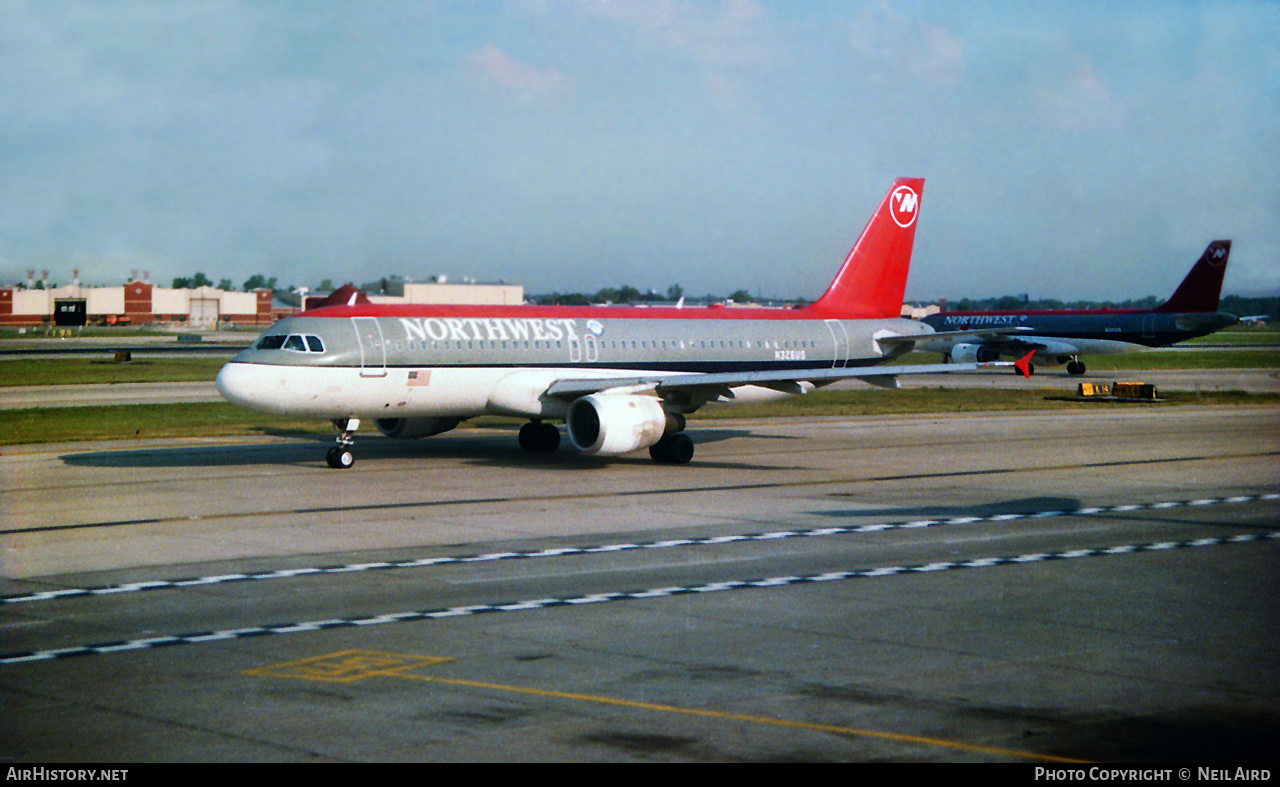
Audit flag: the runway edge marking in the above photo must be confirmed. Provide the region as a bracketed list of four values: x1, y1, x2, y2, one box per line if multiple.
[3, 528, 1278, 667]
[5, 493, 1278, 605]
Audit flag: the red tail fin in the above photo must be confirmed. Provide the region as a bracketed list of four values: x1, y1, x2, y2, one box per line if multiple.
[1154, 240, 1231, 313]
[309, 283, 371, 310]
[807, 177, 924, 318]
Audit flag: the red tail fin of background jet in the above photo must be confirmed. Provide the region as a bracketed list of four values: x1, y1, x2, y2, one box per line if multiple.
[807, 177, 924, 319]
[1154, 240, 1231, 313]
[311, 283, 372, 309]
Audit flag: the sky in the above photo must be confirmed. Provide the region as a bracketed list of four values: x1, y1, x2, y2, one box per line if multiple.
[2, 0, 1277, 303]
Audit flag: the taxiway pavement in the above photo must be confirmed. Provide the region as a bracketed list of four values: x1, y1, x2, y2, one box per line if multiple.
[1, 405, 1277, 762]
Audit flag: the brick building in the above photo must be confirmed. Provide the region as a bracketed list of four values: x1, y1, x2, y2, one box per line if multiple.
[0, 280, 277, 328]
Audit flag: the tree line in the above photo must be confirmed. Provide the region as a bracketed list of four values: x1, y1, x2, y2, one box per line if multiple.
[529, 283, 760, 306]
[170, 273, 279, 292]
[160, 270, 1279, 321]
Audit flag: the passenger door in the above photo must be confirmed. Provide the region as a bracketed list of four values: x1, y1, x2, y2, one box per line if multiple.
[352, 317, 387, 378]
[824, 320, 850, 368]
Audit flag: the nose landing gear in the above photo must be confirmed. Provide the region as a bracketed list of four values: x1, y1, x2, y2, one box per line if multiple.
[326, 418, 359, 468]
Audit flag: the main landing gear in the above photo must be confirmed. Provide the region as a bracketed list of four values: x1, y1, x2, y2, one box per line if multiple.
[326, 418, 359, 469]
[518, 420, 561, 453]
[1066, 358, 1087, 375]
[649, 432, 695, 464]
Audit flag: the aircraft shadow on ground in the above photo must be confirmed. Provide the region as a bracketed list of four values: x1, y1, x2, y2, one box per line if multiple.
[57, 427, 773, 471]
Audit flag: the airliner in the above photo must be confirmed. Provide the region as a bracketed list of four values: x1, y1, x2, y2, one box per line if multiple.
[216, 177, 1025, 468]
[918, 241, 1238, 375]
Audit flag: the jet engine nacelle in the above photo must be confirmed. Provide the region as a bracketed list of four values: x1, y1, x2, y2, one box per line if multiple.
[566, 393, 675, 455]
[950, 342, 1002, 364]
[375, 417, 462, 439]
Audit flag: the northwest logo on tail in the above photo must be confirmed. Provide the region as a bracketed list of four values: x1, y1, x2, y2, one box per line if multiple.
[890, 185, 919, 228]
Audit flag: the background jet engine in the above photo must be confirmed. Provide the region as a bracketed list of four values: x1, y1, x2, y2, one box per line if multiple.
[949, 342, 1003, 364]
[374, 417, 462, 439]
[566, 393, 678, 455]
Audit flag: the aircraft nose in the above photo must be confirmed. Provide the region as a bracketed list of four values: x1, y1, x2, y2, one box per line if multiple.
[215, 362, 258, 409]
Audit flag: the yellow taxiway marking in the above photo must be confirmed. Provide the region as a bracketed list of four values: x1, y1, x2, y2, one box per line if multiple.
[392, 671, 1091, 763]
[246, 650, 1089, 763]
[243, 650, 453, 683]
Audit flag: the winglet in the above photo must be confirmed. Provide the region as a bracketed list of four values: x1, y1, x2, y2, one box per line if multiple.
[807, 177, 924, 319]
[1014, 350, 1035, 379]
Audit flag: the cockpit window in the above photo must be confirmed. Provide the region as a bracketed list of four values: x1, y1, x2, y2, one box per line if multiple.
[256, 333, 325, 353]
[256, 334, 288, 350]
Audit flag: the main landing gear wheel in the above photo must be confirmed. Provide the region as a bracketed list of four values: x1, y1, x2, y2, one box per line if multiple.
[327, 417, 359, 469]
[1066, 360, 1086, 376]
[518, 421, 561, 453]
[650, 433, 694, 464]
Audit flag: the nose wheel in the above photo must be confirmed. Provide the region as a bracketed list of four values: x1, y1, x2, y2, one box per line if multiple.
[327, 418, 359, 468]
[326, 445, 355, 469]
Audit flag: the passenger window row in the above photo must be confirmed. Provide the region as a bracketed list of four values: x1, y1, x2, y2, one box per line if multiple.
[393, 339, 818, 352]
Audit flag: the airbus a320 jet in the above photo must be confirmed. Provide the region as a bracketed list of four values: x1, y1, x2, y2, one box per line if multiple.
[919, 241, 1238, 375]
[216, 177, 1026, 468]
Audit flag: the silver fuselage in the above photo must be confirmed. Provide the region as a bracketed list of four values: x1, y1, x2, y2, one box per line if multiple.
[217, 306, 932, 419]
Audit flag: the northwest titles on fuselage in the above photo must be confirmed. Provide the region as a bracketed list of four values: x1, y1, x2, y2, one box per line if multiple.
[933, 315, 1025, 327]
[399, 316, 582, 344]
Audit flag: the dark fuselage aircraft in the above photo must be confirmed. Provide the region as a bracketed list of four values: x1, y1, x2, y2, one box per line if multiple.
[217, 177, 1022, 468]
[918, 241, 1238, 375]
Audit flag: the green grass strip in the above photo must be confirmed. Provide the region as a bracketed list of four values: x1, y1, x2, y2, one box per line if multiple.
[2, 389, 1276, 447]
[0, 358, 228, 387]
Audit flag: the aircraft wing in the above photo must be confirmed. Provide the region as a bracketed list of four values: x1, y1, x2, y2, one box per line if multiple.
[914, 326, 1055, 357]
[544, 357, 1026, 402]
[885, 326, 1031, 346]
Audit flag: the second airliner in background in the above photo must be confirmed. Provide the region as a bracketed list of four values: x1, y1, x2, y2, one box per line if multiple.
[919, 241, 1238, 375]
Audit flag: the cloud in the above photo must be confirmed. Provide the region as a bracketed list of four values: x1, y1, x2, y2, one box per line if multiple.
[536, 0, 779, 116]
[466, 43, 574, 101]
[1031, 54, 1124, 132]
[848, 2, 966, 87]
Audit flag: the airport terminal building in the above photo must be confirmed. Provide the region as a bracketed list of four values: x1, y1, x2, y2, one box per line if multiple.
[0, 280, 276, 329]
[0, 278, 526, 329]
